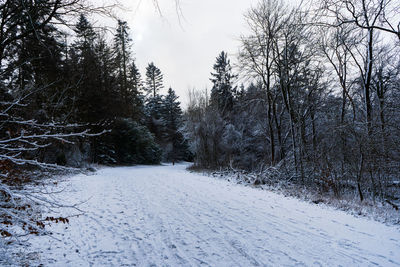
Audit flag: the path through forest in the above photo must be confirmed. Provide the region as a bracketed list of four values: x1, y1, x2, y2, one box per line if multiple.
[13, 164, 400, 266]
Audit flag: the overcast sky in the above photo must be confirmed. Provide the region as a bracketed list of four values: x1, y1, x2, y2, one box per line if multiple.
[114, 0, 257, 107]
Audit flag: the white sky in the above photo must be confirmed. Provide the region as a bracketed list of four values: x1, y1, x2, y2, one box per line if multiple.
[113, 0, 257, 106]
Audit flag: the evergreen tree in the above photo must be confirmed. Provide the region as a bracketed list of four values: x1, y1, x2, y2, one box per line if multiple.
[114, 20, 132, 117]
[129, 60, 144, 122]
[145, 94, 165, 142]
[114, 20, 131, 84]
[75, 14, 96, 52]
[144, 62, 165, 143]
[210, 51, 236, 116]
[105, 118, 161, 165]
[162, 87, 190, 162]
[145, 62, 164, 98]
[94, 33, 120, 119]
[163, 88, 182, 129]
[6, 20, 65, 121]
[130, 60, 143, 93]
[70, 14, 103, 123]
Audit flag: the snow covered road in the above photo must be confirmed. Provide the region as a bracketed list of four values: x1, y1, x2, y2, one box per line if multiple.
[21, 164, 400, 266]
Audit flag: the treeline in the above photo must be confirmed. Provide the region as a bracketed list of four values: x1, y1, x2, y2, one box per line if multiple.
[184, 0, 400, 202]
[0, 1, 191, 169]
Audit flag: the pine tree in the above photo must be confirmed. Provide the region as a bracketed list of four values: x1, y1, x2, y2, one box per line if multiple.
[163, 87, 182, 135]
[145, 62, 164, 98]
[70, 14, 103, 123]
[2, 4, 67, 120]
[9, 23, 65, 122]
[114, 20, 132, 117]
[144, 62, 165, 142]
[75, 14, 96, 52]
[129, 60, 144, 122]
[162, 87, 190, 162]
[210, 51, 236, 116]
[130, 60, 143, 93]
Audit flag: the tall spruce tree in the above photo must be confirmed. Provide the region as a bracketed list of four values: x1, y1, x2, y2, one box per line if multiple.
[6, 17, 65, 121]
[145, 62, 164, 98]
[210, 51, 236, 116]
[71, 14, 104, 123]
[144, 62, 165, 145]
[130, 60, 143, 93]
[75, 14, 96, 51]
[129, 60, 144, 122]
[114, 20, 133, 117]
[162, 87, 190, 162]
[94, 33, 120, 119]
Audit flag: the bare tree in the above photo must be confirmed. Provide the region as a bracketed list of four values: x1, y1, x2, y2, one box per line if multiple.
[317, 0, 400, 201]
[238, 0, 289, 165]
[320, 0, 400, 40]
[319, 0, 400, 132]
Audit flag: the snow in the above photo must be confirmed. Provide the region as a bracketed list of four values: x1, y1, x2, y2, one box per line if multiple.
[10, 163, 400, 266]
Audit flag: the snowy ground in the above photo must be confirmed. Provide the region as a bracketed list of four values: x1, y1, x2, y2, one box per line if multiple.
[9, 163, 400, 266]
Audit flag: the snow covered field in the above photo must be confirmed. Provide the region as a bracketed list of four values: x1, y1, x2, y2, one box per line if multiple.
[10, 164, 400, 266]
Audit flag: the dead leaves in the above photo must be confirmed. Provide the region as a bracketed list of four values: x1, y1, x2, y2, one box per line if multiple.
[44, 216, 69, 224]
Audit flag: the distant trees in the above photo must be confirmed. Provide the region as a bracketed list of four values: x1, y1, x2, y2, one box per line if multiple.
[64, 15, 193, 165]
[184, 52, 237, 168]
[143, 63, 190, 162]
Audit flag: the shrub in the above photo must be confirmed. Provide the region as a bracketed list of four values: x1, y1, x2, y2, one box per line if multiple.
[110, 118, 161, 165]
